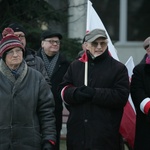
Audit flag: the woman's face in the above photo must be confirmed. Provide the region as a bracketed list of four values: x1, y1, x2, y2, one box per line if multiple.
[5, 47, 23, 70]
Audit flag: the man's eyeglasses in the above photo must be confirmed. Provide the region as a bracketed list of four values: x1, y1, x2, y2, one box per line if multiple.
[14, 34, 25, 39]
[144, 45, 149, 50]
[44, 40, 60, 45]
[6, 49, 22, 56]
[91, 41, 108, 48]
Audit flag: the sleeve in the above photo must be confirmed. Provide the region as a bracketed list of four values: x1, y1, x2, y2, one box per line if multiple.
[37, 76, 56, 143]
[61, 84, 77, 105]
[131, 65, 150, 114]
[92, 65, 130, 109]
[140, 98, 150, 114]
[58, 64, 79, 105]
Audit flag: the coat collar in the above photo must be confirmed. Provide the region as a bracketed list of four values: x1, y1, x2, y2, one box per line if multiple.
[79, 47, 110, 63]
[0, 59, 28, 84]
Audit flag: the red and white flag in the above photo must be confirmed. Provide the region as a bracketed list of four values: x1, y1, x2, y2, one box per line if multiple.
[86, 1, 136, 148]
[86, 0, 119, 61]
[120, 56, 136, 148]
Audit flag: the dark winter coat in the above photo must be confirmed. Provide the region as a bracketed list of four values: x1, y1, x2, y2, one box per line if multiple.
[130, 63, 150, 150]
[37, 50, 70, 136]
[0, 59, 56, 150]
[25, 48, 50, 85]
[60, 49, 129, 150]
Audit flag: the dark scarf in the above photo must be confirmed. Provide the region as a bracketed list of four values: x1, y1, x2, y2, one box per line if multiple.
[41, 49, 59, 79]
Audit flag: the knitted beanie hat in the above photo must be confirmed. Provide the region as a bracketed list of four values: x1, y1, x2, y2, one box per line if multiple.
[8, 23, 26, 35]
[0, 27, 24, 57]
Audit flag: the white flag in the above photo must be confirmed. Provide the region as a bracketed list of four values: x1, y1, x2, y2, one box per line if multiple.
[86, 0, 119, 61]
[125, 56, 136, 113]
[120, 56, 136, 148]
[125, 56, 134, 81]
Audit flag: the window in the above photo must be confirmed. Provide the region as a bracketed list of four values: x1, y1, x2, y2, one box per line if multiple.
[91, 0, 150, 42]
[128, 0, 150, 41]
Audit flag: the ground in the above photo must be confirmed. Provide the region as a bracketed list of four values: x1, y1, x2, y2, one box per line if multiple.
[60, 140, 66, 150]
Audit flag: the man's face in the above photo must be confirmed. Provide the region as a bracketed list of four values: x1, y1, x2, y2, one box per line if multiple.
[14, 31, 26, 48]
[85, 37, 108, 57]
[41, 37, 60, 56]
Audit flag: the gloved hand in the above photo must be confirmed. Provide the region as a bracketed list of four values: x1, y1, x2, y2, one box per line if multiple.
[42, 142, 54, 150]
[74, 85, 95, 103]
[80, 85, 96, 98]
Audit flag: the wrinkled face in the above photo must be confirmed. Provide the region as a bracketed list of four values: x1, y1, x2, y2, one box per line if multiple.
[85, 37, 108, 57]
[41, 37, 60, 56]
[5, 47, 23, 70]
[14, 31, 26, 48]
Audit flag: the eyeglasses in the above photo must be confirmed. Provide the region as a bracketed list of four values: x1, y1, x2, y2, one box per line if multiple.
[91, 41, 108, 48]
[144, 45, 149, 50]
[44, 40, 60, 45]
[6, 49, 22, 56]
[14, 34, 25, 39]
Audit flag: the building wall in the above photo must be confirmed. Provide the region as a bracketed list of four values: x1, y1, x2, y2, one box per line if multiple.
[68, 0, 87, 40]
[115, 42, 145, 65]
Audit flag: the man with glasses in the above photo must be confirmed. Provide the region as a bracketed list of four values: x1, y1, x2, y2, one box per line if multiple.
[37, 30, 70, 150]
[59, 28, 129, 150]
[8, 23, 50, 84]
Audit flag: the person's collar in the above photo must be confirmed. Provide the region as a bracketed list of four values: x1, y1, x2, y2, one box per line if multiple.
[87, 47, 109, 61]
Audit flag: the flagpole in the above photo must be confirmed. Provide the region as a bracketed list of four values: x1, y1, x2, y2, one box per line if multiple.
[86, 0, 91, 32]
[84, 61, 88, 86]
[84, 0, 91, 86]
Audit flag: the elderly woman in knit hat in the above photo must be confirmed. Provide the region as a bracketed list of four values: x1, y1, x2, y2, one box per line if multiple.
[0, 28, 56, 150]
